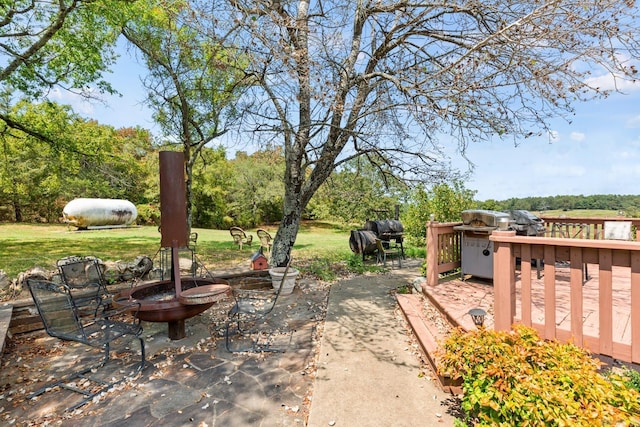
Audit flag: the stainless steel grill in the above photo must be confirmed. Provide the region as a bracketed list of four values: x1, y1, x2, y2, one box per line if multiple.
[454, 210, 509, 280]
[454, 209, 545, 280]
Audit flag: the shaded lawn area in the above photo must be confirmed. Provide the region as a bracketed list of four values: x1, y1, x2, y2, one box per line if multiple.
[0, 222, 355, 282]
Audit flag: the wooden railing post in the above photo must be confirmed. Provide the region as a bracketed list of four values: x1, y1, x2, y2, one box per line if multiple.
[426, 220, 438, 287]
[491, 230, 516, 331]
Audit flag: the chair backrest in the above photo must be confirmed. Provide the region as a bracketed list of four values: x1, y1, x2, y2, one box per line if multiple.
[27, 278, 86, 342]
[257, 229, 272, 246]
[230, 227, 246, 239]
[57, 256, 109, 303]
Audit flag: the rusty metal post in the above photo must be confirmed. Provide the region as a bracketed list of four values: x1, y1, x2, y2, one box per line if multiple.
[159, 151, 188, 248]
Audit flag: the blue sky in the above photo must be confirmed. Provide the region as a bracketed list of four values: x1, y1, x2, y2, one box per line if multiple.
[49, 44, 640, 202]
[448, 90, 640, 200]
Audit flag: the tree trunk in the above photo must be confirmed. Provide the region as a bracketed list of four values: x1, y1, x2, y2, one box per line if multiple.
[12, 198, 22, 222]
[11, 180, 22, 222]
[270, 197, 304, 267]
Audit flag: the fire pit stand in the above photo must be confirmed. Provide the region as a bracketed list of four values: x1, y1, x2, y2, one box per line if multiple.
[115, 151, 231, 340]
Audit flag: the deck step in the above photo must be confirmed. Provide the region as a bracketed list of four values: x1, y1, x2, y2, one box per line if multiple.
[396, 293, 462, 393]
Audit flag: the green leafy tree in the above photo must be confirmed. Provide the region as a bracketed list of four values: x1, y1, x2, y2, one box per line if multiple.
[227, 148, 286, 228]
[0, 101, 155, 222]
[0, 0, 141, 139]
[403, 180, 477, 246]
[311, 156, 406, 225]
[190, 145, 233, 229]
[122, 0, 249, 231]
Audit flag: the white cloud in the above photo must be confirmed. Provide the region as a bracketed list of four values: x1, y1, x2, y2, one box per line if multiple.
[570, 132, 585, 141]
[47, 87, 98, 115]
[584, 73, 640, 92]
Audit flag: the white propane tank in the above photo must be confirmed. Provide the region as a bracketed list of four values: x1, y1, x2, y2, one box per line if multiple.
[63, 198, 138, 229]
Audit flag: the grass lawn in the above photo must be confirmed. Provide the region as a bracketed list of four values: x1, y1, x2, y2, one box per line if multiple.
[533, 209, 624, 218]
[0, 221, 411, 283]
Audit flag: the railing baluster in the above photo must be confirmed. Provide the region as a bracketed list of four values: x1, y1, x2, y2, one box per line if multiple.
[520, 244, 532, 326]
[569, 247, 584, 347]
[631, 252, 640, 363]
[543, 245, 557, 339]
[598, 249, 614, 356]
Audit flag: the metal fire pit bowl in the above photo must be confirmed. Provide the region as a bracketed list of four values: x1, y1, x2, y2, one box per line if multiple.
[114, 277, 230, 340]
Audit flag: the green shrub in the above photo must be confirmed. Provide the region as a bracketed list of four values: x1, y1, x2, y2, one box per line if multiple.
[437, 325, 640, 426]
[135, 204, 160, 225]
[624, 367, 640, 393]
[606, 366, 640, 395]
[345, 253, 382, 275]
[304, 257, 337, 281]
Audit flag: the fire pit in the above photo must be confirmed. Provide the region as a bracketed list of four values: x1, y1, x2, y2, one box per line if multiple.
[114, 151, 231, 340]
[115, 278, 230, 339]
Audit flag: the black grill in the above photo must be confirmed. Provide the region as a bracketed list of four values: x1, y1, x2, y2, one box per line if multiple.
[363, 219, 404, 241]
[349, 219, 405, 260]
[507, 210, 546, 236]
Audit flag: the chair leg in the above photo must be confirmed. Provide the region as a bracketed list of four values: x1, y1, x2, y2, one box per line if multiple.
[28, 337, 146, 412]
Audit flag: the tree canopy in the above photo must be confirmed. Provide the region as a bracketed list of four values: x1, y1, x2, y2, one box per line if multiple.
[3, 0, 640, 266]
[0, 101, 155, 222]
[0, 0, 143, 146]
[213, 0, 640, 265]
[121, 0, 250, 231]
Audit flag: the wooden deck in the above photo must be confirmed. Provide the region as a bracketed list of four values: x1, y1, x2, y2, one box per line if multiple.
[423, 263, 633, 348]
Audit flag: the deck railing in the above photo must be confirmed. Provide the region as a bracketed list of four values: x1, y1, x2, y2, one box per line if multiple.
[425, 221, 462, 287]
[425, 217, 640, 364]
[492, 230, 640, 364]
[425, 217, 640, 286]
[541, 216, 640, 241]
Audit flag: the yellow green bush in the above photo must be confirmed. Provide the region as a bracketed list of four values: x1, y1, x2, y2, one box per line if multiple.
[437, 324, 640, 426]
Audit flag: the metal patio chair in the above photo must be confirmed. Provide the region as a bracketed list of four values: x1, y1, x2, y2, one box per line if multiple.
[224, 258, 293, 353]
[376, 238, 402, 268]
[26, 278, 145, 411]
[57, 255, 113, 316]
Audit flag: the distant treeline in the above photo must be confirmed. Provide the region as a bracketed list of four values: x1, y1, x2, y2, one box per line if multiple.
[480, 194, 640, 215]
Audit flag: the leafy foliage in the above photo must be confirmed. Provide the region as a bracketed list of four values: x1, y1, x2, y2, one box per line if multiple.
[226, 148, 285, 228]
[0, 0, 132, 98]
[605, 366, 640, 395]
[190, 146, 233, 228]
[402, 180, 477, 246]
[0, 102, 155, 222]
[311, 157, 407, 225]
[437, 325, 640, 426]
[122, 0, 249, 231]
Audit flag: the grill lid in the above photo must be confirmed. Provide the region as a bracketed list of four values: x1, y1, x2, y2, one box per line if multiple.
[507, 210, 545, 236]
[460, 210, 510, 228]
